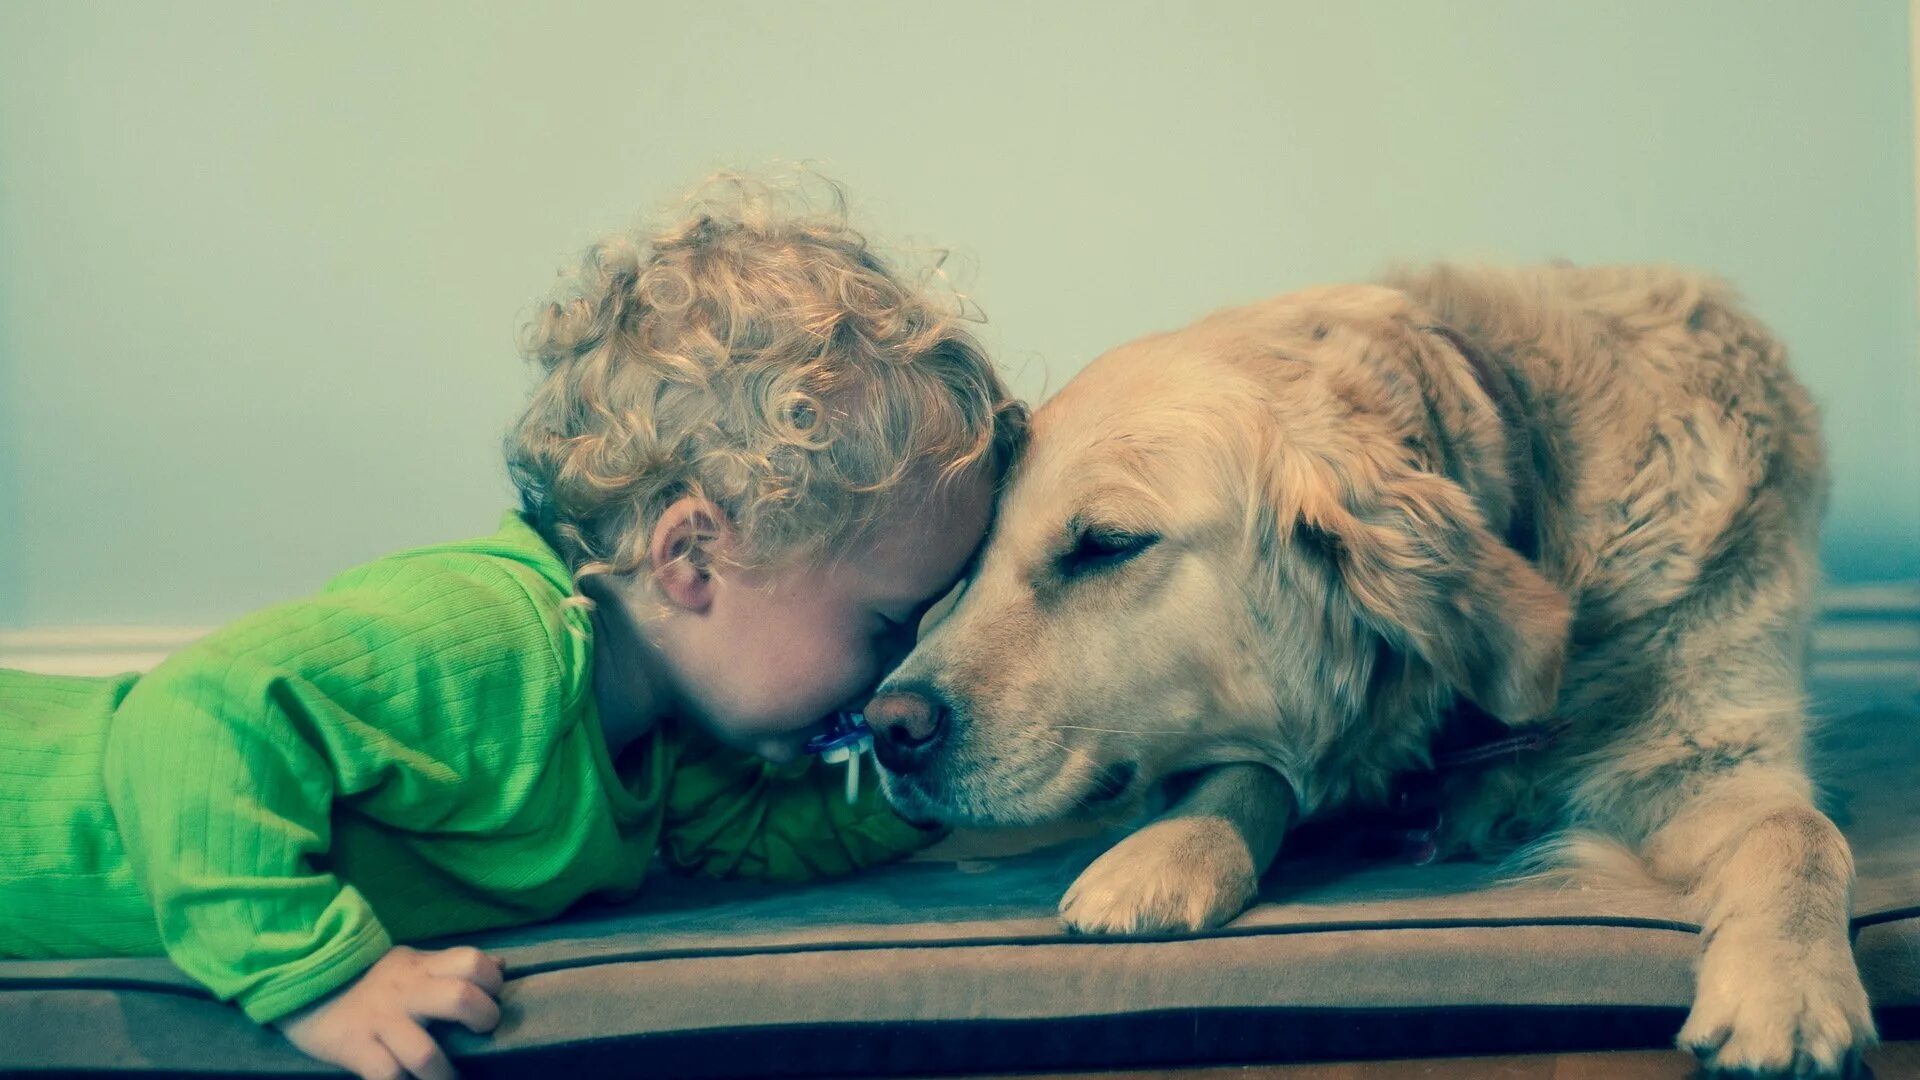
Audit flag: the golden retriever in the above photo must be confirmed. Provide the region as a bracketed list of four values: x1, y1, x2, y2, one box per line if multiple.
[865, 264, 1875, 1076]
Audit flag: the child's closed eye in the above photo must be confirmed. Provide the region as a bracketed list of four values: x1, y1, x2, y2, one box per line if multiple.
[872, 611, 922, 648]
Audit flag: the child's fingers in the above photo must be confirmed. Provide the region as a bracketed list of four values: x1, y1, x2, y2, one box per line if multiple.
[332, 1035, 406, 1080]
[376, 1020, 457, 1080]
[423, 946, 505, 994]
[410, 976, 503, 1035]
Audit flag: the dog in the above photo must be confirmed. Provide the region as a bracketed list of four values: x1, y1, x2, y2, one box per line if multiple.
[865, 264, 1876, 1076]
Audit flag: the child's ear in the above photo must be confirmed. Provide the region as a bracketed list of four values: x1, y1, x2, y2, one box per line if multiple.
[649, 497, 728, 613]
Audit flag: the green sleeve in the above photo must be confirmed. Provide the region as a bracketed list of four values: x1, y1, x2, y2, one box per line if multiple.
[101, 556, 574, 1024]
[657, 724, 944, 882]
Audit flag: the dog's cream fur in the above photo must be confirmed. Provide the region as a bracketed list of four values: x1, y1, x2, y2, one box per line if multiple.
[874, 264, 1874, 1076]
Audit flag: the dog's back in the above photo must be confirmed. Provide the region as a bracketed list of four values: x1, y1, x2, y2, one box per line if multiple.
[1395, 268, 1874, 1073]
[1388, 263, 1828, 647]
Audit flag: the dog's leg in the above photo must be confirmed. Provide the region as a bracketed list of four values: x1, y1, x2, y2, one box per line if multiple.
[1059, 762, 1293, 934]
[1639, 769, 1875, 1077]
[1584, 606, 1876, 1077]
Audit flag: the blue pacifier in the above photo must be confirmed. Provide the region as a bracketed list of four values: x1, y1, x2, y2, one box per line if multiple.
[805, 712, 874, 802]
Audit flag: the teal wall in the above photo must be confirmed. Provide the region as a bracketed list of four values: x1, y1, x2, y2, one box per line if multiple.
[1, 1, 1915, 628]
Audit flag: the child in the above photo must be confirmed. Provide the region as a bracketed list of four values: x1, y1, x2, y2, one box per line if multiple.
[0, 175, 1028, 1080]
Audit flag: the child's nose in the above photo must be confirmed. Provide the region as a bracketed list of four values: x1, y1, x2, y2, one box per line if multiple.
[863, 687, 949, 773]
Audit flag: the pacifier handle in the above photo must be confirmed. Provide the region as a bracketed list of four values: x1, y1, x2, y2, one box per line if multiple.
[807, 712, 873, 803]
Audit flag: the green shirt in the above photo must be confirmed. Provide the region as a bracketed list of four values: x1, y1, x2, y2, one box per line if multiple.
[0, 512, 932, 1023]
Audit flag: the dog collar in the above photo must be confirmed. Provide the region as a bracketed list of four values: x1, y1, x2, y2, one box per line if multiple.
[1289, 699, 1569, 865]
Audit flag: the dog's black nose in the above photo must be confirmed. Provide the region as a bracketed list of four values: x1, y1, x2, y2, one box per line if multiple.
[864, 687, 949, 773]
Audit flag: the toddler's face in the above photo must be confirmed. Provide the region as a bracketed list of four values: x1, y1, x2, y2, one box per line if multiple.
[682, 468, 997, 762]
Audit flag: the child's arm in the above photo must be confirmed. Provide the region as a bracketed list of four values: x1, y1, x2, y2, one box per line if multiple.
[103, 633, 509, 1079]
[101, 557, 569, 1074]
[656, 724, 944, 882]
[103, 638, 399, 1020]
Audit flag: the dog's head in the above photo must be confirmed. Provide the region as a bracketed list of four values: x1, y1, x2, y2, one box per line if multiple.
[870, 285, 1571, 827]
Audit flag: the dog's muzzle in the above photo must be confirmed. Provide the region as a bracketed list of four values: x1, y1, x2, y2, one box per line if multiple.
[863, 683, 953, 774]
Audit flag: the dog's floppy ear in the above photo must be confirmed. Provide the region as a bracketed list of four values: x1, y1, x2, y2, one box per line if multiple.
[1291, 457, 1570, 724]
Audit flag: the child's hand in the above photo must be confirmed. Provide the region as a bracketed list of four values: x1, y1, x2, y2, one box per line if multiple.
[274, 944, 505, 1080]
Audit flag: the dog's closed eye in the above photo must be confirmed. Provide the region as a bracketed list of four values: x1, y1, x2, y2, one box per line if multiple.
[1059, 526, 1160, 579]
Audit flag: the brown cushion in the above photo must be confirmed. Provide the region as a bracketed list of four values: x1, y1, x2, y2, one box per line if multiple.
[3, 672, 1915, 1076]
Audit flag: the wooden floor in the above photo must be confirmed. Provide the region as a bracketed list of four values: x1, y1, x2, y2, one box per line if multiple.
[948, 1041, 1917, 1078]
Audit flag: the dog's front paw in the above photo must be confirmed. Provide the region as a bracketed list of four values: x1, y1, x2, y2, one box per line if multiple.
[1058, 816, 1258, 935]
[1679, 929, 1876, 1077]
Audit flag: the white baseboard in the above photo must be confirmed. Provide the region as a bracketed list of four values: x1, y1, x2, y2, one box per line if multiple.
[0, 627, 210, 677]
[1806, 583, 1920, 690]
[3, 585, 1916, 680]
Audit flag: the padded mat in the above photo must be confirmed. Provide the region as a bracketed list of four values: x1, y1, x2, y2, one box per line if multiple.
[3, 668, 1915, 1077]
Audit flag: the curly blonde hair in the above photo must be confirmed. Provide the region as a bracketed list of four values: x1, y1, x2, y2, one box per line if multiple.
[506, 172, 1028, 603]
